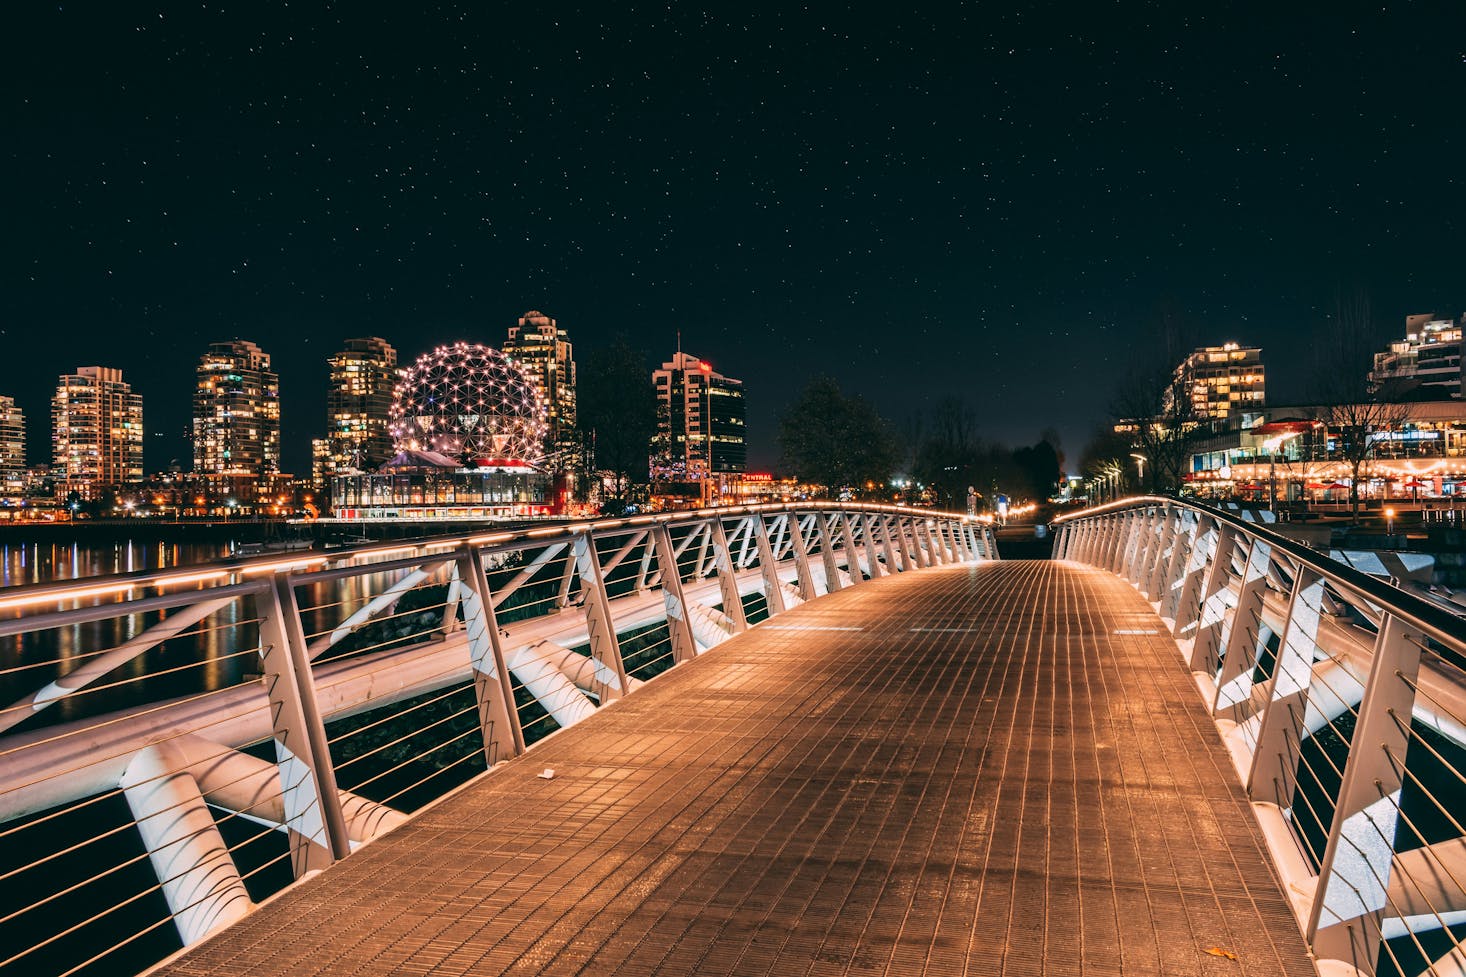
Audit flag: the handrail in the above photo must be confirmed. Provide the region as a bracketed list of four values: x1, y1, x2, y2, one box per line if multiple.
[0, 502, 994, 977]
[1054, 497, 1466, 976]
[1056, 495, 1466, 664]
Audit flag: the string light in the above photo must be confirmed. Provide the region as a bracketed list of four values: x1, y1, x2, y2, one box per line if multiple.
[388, 342, 548, 466]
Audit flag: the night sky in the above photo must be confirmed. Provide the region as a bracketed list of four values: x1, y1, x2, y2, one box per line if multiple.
[3, 3, 1465, 475]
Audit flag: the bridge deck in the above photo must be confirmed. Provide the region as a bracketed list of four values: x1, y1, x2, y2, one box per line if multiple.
[159, 561, 1316, 976]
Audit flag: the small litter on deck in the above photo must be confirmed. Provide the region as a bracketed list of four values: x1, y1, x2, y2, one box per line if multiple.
[537, 768, 556, 780]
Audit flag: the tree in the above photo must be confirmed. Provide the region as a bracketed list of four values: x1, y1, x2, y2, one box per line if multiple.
[578, 338, 657, 507]
[778, 376, 896, 497]
[1080, 423, 1134, 501]
[911, 396, 983, 508]
[1103, 310, 1204, 495]
[1310, 289, 1410, 523]
[1012, 438, 1062, 501]
[1110, 362, 1201, 494]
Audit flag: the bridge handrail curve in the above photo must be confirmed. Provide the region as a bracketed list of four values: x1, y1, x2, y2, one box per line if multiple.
[1055, 494, 1466, 666]
[0, 502, 995, 977]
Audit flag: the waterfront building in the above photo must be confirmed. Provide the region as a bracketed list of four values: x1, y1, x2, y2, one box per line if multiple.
[322, 337, 400, 478]
[1172, 342, 1266, 422]
[1370, 313, 1465, 399]
[0, 396, 24, 476]
[1183, 400, 1466, 502]
[193, 340, 281, 475]
[51, 366, 144, 496]
[0, 396, 25, 504]
[652, 351, 746, 503]
[502, 311, 577, 468]
[333, 342, 552, 520]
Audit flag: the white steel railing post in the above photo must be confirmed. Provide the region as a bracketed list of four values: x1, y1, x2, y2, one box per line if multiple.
[915, 517, 936, 568]
[940, 518, 961, 563]
[708, 516, 751, 629]
[1105, 513, 1126, 573]
[1084, 517, 1102, 564]
[1122, 509, 1147, 582]
[1146, 506, 1181, 602]
[1131, 506, 1158, 590]
[1158, 508, 1196, 618]
[651, 524, 699, 666]
[1188, 525, 1239, 672]
[256, 573, 351, 873]
[1169, 517, 1216, 640]
[841, 512, 874, 580]
[1306, 612, 1424, 971]
[900, 515, 922, 568]
[571, 531, 633, 701]
[1212, 537, 1275, 714]
[454, 544, 526, 762]
[817, 512, 844, 594]
[788, 512, 819, 600]
[878, 514, 903, 570]
[750, 513, 788, 614]
[1247, 566, 1326, 806]
[866, 512, 891, 574]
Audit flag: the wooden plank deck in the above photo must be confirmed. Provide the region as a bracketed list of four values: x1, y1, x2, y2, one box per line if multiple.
[157, 561, 1317, 976]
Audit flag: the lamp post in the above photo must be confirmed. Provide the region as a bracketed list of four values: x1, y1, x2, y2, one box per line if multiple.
[1130, 453, 1146, 491]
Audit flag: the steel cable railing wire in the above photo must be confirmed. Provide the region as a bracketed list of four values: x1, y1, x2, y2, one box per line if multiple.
[0, 727, 312, 973]
[0, 505, 977, 977]
[1061, 498, 1466, 977]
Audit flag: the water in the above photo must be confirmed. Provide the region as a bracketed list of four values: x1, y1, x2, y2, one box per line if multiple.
[0, 537, 238, 588]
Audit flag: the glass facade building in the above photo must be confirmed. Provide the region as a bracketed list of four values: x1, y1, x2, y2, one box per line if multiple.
[51, 366, 144, 496]
[193, 340, 281, 475]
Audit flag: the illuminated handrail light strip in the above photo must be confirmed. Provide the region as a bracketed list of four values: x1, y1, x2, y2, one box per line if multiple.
[0, 582, 138, 610]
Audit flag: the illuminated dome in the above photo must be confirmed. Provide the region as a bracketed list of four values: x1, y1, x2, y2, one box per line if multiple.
[389, 342, 547, 466]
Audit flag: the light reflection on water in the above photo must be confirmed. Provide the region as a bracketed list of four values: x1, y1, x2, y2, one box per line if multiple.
[0, 538, 405, 730]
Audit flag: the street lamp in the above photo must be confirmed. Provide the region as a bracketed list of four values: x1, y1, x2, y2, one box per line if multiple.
[1130, 453, 1146, 489]
[1385, 507, 1395, 535]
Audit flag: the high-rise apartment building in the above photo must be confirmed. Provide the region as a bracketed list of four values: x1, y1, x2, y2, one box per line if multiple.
[503, 311, 576, 467]
[51, 366, 144, 495]
[0, 396, 25, 477]
[1370, 313, 1465, 399]
[323, 337, 399, 476]
[1173, 342, 1266, 420]
[193, 340, 281, 474]
[652, 352, 746, 498]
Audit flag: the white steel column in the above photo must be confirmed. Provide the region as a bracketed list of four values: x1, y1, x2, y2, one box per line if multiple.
[750, 513, 788, 614]
[571, 532, 633, 701]
[1307, 613, 1424, 972]
[788, 512, 819, 600]
[651, 524, 699, 666]
[454, 544, 526, 762]
[1189, 525, 1239, 672]
[1170, 518, 1217, 640]
[817, 513, 843, 594]
[1156, 508, 1195, 618]
[256, 573, 350, 873]
[1247, 567, 1326, 807]
[707, 517, 751, 629]
[1213, 538, 1275, 715]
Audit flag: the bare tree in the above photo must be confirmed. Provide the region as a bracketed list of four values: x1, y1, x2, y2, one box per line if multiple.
[1310, 289, 1410, 523]
[1110, 362, 1201, 494]
[1102, 308, 1203, 496]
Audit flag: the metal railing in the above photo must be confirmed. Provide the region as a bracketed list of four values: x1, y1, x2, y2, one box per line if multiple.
[1054, 497, 1466, 977]
[0, 502, 994, 977]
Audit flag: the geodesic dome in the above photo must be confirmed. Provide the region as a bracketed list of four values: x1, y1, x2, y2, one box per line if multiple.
[389, 342, 547, 466]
